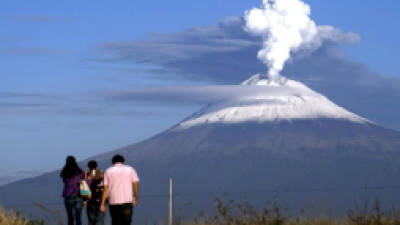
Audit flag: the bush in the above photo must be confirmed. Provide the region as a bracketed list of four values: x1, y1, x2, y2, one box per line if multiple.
[182, 198, 400, 225]
[0, 208, 44, 225]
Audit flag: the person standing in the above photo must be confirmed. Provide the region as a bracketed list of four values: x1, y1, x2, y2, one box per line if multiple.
[86, 160, 105, 225]
[60, 156, 84, 225]
[100, 154, 140, 225]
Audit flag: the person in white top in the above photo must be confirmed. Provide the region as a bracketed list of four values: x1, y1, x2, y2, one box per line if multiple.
[100, 154, 139, 225]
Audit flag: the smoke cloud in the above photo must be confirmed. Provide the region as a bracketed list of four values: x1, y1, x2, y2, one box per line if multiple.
[244, 0, 318, 80]
[107, 84, 314, 105]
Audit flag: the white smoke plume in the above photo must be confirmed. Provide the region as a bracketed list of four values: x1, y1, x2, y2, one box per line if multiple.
[244, 0, 318, 80]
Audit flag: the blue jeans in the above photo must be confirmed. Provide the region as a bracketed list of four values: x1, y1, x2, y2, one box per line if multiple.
[64, 196, 83, 225]
[87, 202, 105, 225]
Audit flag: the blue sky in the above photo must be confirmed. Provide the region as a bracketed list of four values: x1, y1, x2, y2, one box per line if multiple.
[1, 0, 400, 181]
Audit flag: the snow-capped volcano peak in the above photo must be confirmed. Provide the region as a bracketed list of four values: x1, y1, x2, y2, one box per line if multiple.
[241, 74, 287, 86]
[176, 74, 368, 129]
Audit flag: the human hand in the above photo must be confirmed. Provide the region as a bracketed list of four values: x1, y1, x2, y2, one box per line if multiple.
[100, 204, 106, 213]
[132, 199, 138, 207]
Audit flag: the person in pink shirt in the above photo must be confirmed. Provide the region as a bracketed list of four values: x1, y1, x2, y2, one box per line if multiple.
[100, 154, 140, 225]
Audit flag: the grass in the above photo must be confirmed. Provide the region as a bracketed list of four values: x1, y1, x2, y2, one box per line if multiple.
[2, 198, 400, 225]
[0, 207, 44, 225]
[179, 198, 400, 225]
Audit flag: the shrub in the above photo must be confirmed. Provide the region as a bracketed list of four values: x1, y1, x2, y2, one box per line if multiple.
[0, 207, 44, 225]
[182, 198, 400, 225]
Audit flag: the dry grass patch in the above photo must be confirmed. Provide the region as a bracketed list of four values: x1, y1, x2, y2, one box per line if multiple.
[181, 198, 400, 225]
[0, 208, 43, 225]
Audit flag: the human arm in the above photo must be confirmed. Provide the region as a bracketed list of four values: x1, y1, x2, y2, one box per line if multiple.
[132, 182, 139, 207]
[100, 185, 108, 213]
[100, 170, 109, 213]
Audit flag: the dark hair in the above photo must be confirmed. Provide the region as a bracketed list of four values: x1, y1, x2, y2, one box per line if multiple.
[112, 154, 125, 164]
[60, 156, 82, 179]
[87, 160, 98, 170]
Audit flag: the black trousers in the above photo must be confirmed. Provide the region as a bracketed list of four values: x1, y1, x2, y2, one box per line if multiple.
[109, 203, 133, 225]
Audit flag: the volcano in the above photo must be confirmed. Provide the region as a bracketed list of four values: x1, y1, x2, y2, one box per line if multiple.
[178, 74, 367, 128]
[1, 75, 400, 222]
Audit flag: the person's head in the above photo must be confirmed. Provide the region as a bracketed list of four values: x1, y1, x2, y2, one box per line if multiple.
[87, 160, 98, 171]
[112, 154, 125, 165]
[60, 155, 82, 178]
[66, 155, 76, 165]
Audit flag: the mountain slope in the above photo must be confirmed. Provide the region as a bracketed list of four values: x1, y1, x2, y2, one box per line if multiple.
[1, 75, 400, 223]
[178, 74, 367, 129]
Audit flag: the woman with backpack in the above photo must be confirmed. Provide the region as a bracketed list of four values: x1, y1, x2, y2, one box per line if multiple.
[86, 160, 105, 225]
[60, 156, 85, 225]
